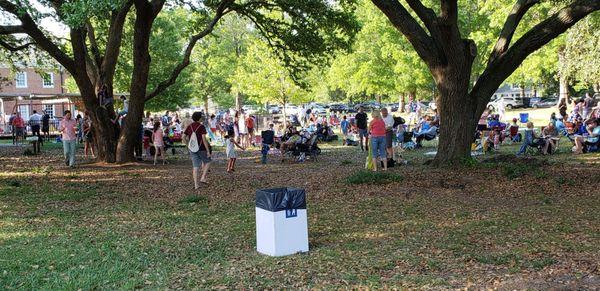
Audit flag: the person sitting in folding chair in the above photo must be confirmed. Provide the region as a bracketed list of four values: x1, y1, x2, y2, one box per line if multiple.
[517, 122, 545, 156]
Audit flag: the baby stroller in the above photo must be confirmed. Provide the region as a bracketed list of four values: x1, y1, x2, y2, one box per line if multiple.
[399, 131, 415, 150]
[290, 133, 321, 162]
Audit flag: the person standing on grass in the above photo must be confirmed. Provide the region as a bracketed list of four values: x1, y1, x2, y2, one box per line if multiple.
[83, 111, 95, 159]
[369, 110, 387, 171]
[29, 110, 42, 139]
[59, 110, 77, 168]
[340, 115, 350, 145]
[381, 108, 394, 159]
[355, 107, 368, 151]
[184, 112, 212, 189]
[42, 110, 51, 141]
[12, 112, 26, 145]
[225, 132, 245, 173]
[152, 121, 167, 165]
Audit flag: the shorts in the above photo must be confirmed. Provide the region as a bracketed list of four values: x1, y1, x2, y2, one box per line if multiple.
[42, 125, 50, 133]
[31, 125, 41, 135]
[385, 130, 393, 148]
[248, 128, 254, 135]
[15, 128, 25, 136]
[190, 150, 211, 168]
[371, 136, 386, 159]
[358, 128, 368, 139]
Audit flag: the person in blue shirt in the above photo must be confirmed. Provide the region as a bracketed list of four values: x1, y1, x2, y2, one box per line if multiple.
[340, 115, 350, 145]
[574, 119, 600, 154]
[555, 116, 566, 134]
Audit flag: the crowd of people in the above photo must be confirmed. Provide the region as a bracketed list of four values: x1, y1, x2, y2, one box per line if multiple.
[477, 93, 600, 156]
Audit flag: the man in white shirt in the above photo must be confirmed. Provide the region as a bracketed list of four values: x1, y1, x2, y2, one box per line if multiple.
[381, 108, 395, 158]
[29, 110, 43, 137]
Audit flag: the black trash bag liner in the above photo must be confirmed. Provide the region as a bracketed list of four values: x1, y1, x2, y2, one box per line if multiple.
[256, 188, 306, 212]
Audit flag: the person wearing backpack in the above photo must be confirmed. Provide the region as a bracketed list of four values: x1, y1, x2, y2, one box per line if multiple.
[184, 112, 212, 189]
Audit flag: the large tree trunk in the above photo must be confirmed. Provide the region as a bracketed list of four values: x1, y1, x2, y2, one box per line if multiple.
[235, 91, 242, 112]
[399, 93, 405, 113]
[116, 3, 157, 163]
[559, 74, 569, 106]
[431, 64, 477, 165]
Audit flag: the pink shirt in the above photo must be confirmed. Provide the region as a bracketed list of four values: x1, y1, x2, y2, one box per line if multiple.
[59, 118, 78, 141]
[153, 130, 164, 146]
[370, 119, 386, 137]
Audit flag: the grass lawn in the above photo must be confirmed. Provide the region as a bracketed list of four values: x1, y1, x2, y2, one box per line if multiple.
[0, 136, 599, 289]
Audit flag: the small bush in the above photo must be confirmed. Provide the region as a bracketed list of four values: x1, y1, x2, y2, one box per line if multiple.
[6, 180, 21, 187]
[340, 160, 353, 165]
[501, 163, 538, 180]
[22, 148, 34, 156]
[179, 194, 206, 204]
[346, 170, 403, 185]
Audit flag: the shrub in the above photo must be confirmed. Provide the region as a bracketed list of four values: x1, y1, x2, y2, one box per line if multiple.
[340, 160, 353, 165]
[346, 170, 403, 185]
[179, 194, 206, 204]
[6, 180, 21, 187]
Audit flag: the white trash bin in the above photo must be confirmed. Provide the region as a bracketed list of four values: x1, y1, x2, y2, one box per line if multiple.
[256, 187, 309, 256]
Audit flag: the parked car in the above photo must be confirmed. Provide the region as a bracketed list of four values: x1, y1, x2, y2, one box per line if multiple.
[283, 105, 300, 116]
[531, 97, 558, 108]
[329, 104, 348, 113]
[487, 96, 523, 110]
[310, 104, 327, 115]
[267, 105, 281, 114]
[385, 103, 399, 112]
[242, 105, 259, 114]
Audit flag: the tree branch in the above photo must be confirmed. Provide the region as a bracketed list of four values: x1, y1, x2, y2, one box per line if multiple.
[440, 0, 458, 23]
[100, 0, 134, 86]
[472, 0, 600, 109]
[86, 20, 103, 71]
[488, 0, 540, 64]
[145, 0, 234, 101]
[0, 25, 26, 35]
[370, 0, 443, 67]
[0, 39, 34, 51]
[0, 0, 76, 73]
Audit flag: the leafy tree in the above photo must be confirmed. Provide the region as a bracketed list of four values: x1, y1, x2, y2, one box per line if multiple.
[113, 9, 195, 112]
[327, 0, 433, 105]
[559, 12, 600, 92]
[1, 0, 358, 163]
[232, 39, 309, 125]
[370, 0, 600, 164]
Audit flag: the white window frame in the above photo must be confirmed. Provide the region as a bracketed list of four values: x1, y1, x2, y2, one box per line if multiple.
[43, 104, 55, 118]
[18, 105, 30, 120]
[42, 72, 54, 88]
[15, 72, 27, 88]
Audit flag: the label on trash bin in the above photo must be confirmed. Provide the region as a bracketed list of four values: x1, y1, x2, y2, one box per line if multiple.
[285, 209, 297, 218]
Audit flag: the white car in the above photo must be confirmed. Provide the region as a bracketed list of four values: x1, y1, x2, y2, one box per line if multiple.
[310, 105, 327, 114]
[242, 105, 259, 114]
[283, 105, 300, 116]
[487, 96, 523, 110]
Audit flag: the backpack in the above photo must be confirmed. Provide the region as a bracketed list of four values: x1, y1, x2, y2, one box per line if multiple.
[187, 124, 200, 152]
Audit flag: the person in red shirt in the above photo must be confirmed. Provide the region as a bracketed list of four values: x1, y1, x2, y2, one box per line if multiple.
[12, 112, 26, 144]
[369, 110, 387, 171]
[184, 112, 211, 189]
[245, 115, 255, 146]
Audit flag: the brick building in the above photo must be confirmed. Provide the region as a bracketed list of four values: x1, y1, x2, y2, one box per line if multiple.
[0, 66, 78, 134]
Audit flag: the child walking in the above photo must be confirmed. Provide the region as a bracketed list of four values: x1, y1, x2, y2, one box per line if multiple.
[225, 133, 245, 173]
[152, 121, 167, 165]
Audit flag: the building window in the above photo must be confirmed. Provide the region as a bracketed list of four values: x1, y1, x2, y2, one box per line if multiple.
[15, 72, 27, 88]
[43, 104, 55, 118]
[18, 104, 30, 119]
[511, 84, 520, 90]
[42, 73, 54, 88]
